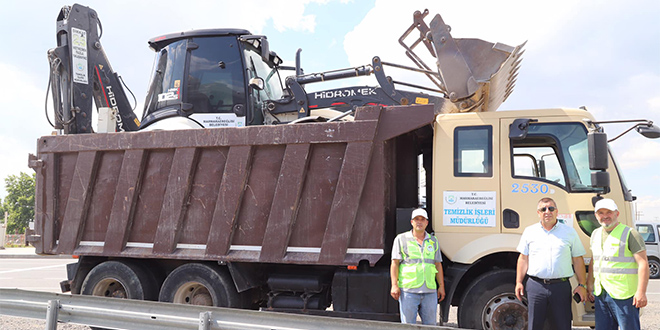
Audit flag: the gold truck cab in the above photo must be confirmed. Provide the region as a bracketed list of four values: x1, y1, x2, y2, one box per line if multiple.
[431, 108, 634, 328]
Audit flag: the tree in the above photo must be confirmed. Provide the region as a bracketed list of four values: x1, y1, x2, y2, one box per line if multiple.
[2, 172, 35, 234]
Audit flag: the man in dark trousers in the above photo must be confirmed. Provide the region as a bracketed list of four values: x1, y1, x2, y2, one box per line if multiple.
[515, 197, 588, 330]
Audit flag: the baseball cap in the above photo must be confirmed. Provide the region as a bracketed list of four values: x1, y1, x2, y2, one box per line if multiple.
[411, 208, 428, 220]
[595, 198, 618, 211]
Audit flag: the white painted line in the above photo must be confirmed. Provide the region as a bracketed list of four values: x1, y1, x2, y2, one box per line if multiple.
[0, 264, 65, 275]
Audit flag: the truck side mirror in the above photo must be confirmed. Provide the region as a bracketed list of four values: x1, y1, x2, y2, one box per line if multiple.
[588, 131, 608, 170]
[249, 77, 264, 91]
[637, 124, 660, 139]
[591, 171, 610, 191]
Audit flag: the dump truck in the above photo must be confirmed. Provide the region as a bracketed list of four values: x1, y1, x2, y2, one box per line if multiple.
[30, 3, 660, 329]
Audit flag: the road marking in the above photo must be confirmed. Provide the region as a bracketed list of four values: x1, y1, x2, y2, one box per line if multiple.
[0, 264, 64, 274]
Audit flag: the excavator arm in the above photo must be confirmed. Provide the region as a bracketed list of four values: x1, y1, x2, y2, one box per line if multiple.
[47, 4, 140, 134]
[264, 9, 525, 122]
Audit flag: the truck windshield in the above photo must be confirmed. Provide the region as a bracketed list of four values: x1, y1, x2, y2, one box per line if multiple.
[512, 122, 603, 193]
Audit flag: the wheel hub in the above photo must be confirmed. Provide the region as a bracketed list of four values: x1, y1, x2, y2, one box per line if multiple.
[650, 262, 659, 277]
[92, 279, 127, 299]
[482, 293, 527, 330]
[174, 282, 214, 306]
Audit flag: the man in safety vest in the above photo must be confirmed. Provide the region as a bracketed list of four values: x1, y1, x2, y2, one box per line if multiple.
[587, 198, 649, 330]
[390, 208, 445, 325]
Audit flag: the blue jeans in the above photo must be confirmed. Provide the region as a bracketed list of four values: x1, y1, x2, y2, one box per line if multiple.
[595, 290, 640, 330]
[398, 291, 437, 325]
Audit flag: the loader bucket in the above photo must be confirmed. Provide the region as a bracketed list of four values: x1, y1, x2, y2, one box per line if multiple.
[400, 10, 525, 113]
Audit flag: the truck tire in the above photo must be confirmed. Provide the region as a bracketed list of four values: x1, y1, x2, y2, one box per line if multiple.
[159, 263, 243, 307]
[458, 269, 528, 330]
[81, 261, 158, 301]
[649, 258, 660, 279]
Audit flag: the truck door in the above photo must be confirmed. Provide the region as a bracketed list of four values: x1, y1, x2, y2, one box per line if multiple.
[499, 118, 610, 237]
[499, 117, 606, 324]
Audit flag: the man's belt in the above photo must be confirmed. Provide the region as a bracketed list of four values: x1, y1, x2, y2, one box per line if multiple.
[528, 275, 569, 284]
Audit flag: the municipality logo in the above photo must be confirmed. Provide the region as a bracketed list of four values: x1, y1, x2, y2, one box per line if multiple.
[445, 195, 457, 204]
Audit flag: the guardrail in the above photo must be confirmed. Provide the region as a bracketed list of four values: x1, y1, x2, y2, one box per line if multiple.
[0, 289, 462, 330]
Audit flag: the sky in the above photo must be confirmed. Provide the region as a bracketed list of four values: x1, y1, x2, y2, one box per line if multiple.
[1, 0, 659, 220]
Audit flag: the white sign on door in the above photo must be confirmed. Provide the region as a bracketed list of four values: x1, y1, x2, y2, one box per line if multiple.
[443, 191, 497, 227]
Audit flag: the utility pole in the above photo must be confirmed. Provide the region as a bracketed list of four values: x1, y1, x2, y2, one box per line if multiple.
[0, 211, 7, 249]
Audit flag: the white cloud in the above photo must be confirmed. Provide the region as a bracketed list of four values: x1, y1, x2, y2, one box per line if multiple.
[0, 62, 52, 198]
[620, 73, 660, 117]
[613, 139, 660, 170]
[649, 97, 660, 112]
[635, 195, 660, 222]
[344, 0, 582, 65]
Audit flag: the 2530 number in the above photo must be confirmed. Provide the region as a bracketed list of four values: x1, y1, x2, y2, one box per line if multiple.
[511, 183, 549, 194]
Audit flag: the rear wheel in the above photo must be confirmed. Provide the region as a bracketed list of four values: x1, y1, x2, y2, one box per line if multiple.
[159, 263, 245, 307]
[81, 260, 158, 300]
[649, 258, 660, 279]
[458, 270, 527, 330]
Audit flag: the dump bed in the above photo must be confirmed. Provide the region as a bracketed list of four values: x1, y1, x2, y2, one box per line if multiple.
[30, 105, 434, 266]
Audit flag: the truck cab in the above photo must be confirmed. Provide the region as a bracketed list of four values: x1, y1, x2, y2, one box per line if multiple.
[429, 108, 634, 328]
[635, 222, 660, 279]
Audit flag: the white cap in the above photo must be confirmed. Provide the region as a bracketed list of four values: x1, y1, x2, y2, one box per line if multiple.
[411, 208, 428, 220]
[595, 198, 618, 211]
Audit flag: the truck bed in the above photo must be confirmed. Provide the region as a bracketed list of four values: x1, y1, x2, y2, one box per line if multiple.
[30, 105, 434, 266]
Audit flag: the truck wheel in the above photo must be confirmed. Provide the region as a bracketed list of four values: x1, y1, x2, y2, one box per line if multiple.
[458, 269, 527, 330]
[81, 261, 158, 301]
[649, 259, 660, 279]
[159, 263, 243, 307]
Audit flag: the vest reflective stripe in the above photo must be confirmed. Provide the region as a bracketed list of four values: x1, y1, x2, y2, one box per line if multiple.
[593, 256, 636, 262]
[398, 233, 439, 290]
[592, 267, 638, 274]
[592, 224, 639, 299]
[400, 258, 437, 265]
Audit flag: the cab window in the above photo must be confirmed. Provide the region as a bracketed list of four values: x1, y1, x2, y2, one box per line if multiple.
[186, 36, 245, 113]
[244, 48, 285, 101]
[454, 126, 492, 177]
[637, 224, 657, 244]
[511, 123, 603, 192]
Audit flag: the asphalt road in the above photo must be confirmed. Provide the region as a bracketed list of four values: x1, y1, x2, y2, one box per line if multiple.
[2, 256, 660, 329]
[0, 258, 74, 293]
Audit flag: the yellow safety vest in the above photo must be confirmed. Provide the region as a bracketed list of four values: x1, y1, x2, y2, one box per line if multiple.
[398, 233, 439, 289]
[592, 223, 638, 299]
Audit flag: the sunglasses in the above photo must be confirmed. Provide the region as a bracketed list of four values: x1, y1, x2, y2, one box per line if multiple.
[538, 206, 556, 212]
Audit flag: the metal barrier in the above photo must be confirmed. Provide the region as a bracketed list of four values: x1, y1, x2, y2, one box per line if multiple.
[0, 289, 463, 330]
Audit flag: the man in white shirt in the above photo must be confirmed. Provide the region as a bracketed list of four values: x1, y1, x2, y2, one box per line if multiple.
[515, 197, 588, 330]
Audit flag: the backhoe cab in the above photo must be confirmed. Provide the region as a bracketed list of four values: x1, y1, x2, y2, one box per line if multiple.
[140, 30, 287, 130]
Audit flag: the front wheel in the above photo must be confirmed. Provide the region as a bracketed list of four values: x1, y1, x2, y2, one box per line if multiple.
[458, 269, 527, 330]
[649, 258, 660, 279]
